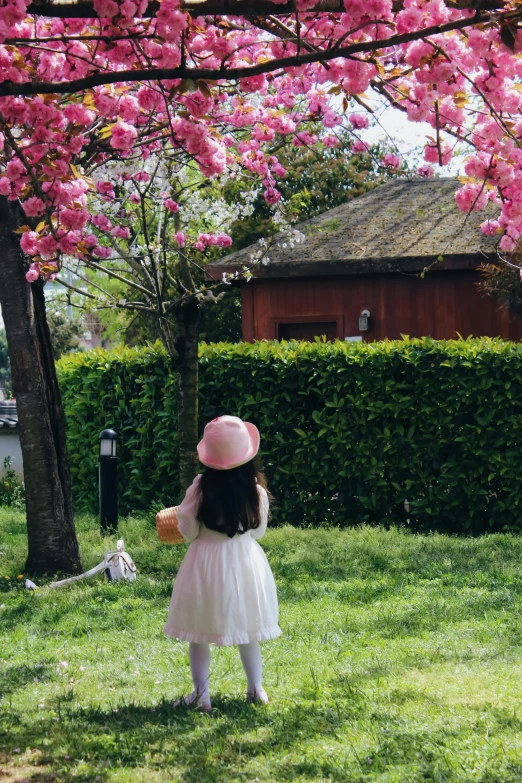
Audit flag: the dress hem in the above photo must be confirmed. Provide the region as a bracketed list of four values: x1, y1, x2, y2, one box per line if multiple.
[163, 624, 282, 646]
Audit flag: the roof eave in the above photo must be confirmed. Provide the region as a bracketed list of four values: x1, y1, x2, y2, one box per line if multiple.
[205, 252, 497, 281]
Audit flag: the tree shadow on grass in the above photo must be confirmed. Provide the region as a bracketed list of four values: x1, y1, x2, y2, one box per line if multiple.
[0, 696, 373, 782]
[0, 664, 56, 699]
[3, 692, 522, 783]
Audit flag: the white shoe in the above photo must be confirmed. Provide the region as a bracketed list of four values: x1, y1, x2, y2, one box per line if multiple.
[173, 692, 211, 712]
[246, 688, 269, 705]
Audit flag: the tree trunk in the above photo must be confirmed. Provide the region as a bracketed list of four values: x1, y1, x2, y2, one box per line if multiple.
[172, 297, 201, 493]
[0, 197, 81, 575]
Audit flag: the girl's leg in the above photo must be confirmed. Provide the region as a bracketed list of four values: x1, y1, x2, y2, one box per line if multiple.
[174, 642, 211, 710]
[238, 641, 269, 704]
[189, 642, 211, 708]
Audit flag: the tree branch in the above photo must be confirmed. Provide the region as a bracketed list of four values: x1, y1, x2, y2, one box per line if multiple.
[55, 276, 97, 299]
[0, 12, 491, 97]
[83, 257, 155, 296]
[24, 0, 505, 19]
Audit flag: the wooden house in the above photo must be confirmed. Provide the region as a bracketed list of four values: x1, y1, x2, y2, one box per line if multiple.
[207, 177, 522, 342]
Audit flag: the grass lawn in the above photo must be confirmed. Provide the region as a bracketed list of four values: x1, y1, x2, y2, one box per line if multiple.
[1, 511, 522, 782]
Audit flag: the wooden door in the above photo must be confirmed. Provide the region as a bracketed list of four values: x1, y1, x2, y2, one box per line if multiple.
[278, 321, 338, 341]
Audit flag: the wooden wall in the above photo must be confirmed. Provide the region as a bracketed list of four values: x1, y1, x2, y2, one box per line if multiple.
[241, 270, 522, 342]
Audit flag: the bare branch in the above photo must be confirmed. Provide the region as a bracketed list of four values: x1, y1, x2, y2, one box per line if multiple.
[55, 276, 97, 299]
[84, 257, 155, 296]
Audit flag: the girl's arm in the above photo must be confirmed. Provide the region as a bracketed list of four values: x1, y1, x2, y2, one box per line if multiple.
[250, 485, 269, 540]
[176, 474, 202, 542]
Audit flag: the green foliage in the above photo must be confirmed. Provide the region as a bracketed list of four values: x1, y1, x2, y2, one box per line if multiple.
[0, 328, 11, 396]
[3, 514, 522, 781]
[47, 311, 84, 360]
[58, 337, 522, 534]
[0, 315, 82, 397]
[0, 457, 25, 509]
[480, 262, 522, 319]
[225, 131, 399, 251]
[198, 288, 242, 343]
[58, 343, 178, 513]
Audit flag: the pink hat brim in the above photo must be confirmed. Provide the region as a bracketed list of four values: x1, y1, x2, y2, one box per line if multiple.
[197, 421, 260, 470]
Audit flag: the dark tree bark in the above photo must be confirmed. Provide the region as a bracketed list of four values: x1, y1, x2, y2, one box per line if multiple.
[172, 297, 201, 493]
[0, 197, 81, 575]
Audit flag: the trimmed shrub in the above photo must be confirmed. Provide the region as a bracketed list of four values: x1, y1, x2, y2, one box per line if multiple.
[58, 345, 178, 513]
[58, 337, 522, 534]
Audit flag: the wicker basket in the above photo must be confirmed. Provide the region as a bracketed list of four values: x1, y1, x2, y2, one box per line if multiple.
[155, 506, 185, 544]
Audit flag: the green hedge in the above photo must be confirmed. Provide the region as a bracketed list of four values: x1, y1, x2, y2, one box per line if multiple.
[57, 338, 522, 534]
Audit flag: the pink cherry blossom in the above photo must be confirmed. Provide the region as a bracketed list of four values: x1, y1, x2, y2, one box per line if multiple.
[349, 113, 369, 130]
[93, 0, 119, 17]
[63, 104, 96, 126]
[322, 135, 339, 148]
[481, 219, 500, 236]
[174, 231, 186, 247]
[25, 266, 40, 283]
[111, 122, 138, 151]
[424, 143, 453, 166]
[118, 94, 141, 122]
[132, 171, 150, 183]
[36, 235, 59, 260]
[0, 0, 518, 279]
[93, 245, 112, 258]
[20, 232, 39, 256]
[216, 234, 233, 248]
[264, 187, 281, 205]
[96, 181, 115, 200]
[22, 197, 46, 217]
[164, 199, 179, 213]
[382, 153, 401, 170]
[455, 182, 489, 213]
[111, 226, 131, 239]
[352, 140, 369, 153]
[418, 165, 434, 178]
[500, 235, 517, 253]
[60, 208, 90, 231]
[91, 215, 112, 232]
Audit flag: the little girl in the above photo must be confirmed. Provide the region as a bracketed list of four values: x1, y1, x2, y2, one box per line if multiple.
[164, 415, 281, 711]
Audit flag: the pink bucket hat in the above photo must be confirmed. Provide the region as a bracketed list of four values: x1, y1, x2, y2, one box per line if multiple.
[197, 415, 260, 470]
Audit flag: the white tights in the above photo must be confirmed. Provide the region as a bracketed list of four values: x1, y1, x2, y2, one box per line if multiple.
[184, 640, 266, 709]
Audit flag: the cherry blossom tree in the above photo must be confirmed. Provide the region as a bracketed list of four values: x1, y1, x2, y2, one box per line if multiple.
[50, 154, 307, 490]
[0, 0, 521, 258]
[0, 0, 522, 571]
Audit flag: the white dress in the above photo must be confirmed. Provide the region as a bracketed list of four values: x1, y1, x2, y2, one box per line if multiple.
[164, 474, 281, 646]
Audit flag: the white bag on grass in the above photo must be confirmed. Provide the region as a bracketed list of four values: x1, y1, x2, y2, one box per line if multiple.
[25, 539, 136, 590]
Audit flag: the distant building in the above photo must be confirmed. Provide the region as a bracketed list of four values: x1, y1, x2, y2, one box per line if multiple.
[0, 401, 22, 477]
[208, 177, 522, 342]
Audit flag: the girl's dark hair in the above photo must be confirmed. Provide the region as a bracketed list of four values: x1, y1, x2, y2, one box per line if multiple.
[197, 458, 268, 538]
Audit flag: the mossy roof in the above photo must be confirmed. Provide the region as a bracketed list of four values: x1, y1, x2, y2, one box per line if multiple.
[207, 177, 499, 280]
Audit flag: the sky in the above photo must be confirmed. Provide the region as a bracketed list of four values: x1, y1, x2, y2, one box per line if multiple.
[364, 103, 462, 176]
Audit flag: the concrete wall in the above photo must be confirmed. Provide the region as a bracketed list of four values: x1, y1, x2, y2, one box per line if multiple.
[0, 431, 23, 477]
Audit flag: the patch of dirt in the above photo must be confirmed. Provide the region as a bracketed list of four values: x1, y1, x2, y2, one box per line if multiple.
[0, 754, 55, 783]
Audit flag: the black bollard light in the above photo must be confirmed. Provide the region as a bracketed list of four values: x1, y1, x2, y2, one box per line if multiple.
[99, 428, 118, 534]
